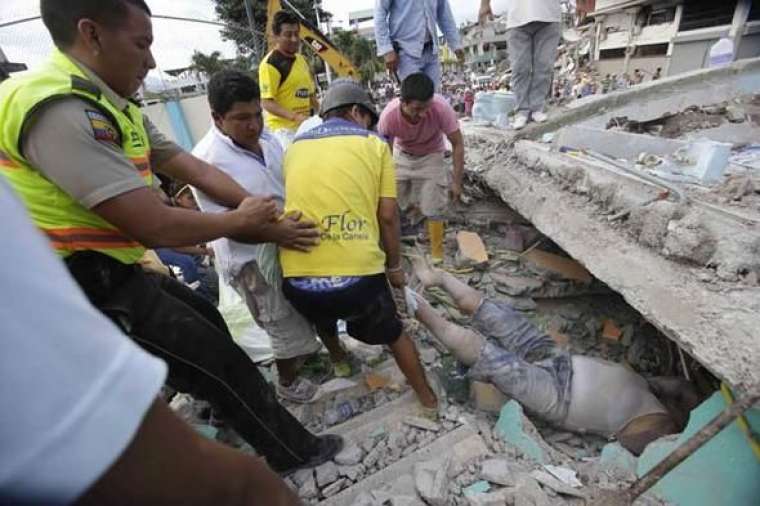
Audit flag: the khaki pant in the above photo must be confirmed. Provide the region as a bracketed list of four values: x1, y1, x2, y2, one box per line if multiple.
[393, 150, 450, 222]
[232, 262, 321, 360]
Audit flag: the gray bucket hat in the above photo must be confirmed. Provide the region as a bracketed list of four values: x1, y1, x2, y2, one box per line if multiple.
[319, 78, 378, 125]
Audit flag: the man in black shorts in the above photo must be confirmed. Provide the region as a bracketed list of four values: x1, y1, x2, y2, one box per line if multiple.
[279, 80, 438, 414]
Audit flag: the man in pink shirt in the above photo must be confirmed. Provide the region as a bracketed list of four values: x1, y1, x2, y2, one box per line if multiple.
[378, 73, 465, 261]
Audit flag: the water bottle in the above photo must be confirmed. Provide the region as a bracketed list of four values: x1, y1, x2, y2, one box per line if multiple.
[323, 399, 359, 426]
[709, 38, 734, 68]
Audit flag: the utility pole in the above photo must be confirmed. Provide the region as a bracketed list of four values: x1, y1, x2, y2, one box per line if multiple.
[0, 46, 27, 82]
[243, 0, 262, 64]
[314, 0, 332, 84]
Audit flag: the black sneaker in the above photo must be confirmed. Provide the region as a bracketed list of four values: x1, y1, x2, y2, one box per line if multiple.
[278, 434, 344, 476]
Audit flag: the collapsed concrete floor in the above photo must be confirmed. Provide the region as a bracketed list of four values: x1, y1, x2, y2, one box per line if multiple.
[166, 209, 720, 505]
[462, 58, 760, 395]
[166, 59, 760, 506]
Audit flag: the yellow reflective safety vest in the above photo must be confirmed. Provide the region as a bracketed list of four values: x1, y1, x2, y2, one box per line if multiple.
[0, 49, 152, 264]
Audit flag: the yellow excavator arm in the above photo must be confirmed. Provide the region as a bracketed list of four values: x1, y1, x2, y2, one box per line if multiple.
[267, 0, 358, 78]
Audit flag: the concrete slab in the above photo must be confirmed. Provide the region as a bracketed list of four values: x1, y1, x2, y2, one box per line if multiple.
[553, 125, 688, 160]
[482, 142, 760, 392]
[637, 392, 760, 506]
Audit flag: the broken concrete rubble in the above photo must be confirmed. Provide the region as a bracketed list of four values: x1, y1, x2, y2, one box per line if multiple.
[479, 458, 516, 486]
[414, 457, 452, 506]
[494, 401, 548, 464]
[315, 461, 339, 488]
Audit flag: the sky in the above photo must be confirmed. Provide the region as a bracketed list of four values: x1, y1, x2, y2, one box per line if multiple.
[0, 0, 511, 72]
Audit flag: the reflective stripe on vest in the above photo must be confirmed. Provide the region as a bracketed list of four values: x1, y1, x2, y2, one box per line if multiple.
[0, 49, 152, 264]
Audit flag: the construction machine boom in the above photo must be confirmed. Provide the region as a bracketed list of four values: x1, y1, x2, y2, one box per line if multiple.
[266, 0, 358, 78]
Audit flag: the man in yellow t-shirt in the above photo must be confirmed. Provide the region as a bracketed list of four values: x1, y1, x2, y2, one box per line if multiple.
[280, 80, 438, 413]
[259, 10, 318, 149]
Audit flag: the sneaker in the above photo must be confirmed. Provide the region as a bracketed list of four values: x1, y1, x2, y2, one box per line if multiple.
[532, 110, 548, 123]
[512, 113, 529, 130]
[278, 434, 345, 476]
[276, 377, 318, 403]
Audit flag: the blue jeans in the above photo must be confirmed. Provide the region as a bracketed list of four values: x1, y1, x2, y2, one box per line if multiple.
[468, 299, 572, 424]
[397, 44, 442, 91]
[156, 248, 200, 283]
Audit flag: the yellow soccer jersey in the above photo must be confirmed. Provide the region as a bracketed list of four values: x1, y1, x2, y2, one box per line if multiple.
[258, 50, 315, 131]
[280, 118, 397, 277]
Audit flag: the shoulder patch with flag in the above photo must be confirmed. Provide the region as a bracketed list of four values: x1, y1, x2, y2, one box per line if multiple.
[85, 109, 119, 144]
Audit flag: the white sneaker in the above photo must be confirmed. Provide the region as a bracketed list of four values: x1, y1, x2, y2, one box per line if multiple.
[512, 113, 529, 130]
[532, 111, 548, 123]
[276, 377, 318, 403]
[404, 287, 419, 314]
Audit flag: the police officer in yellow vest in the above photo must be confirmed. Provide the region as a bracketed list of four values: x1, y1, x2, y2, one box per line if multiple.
[0, 0, 342, 476]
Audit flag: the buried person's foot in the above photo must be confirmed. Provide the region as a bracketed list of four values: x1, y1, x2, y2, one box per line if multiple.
[412, 256, 443, 288]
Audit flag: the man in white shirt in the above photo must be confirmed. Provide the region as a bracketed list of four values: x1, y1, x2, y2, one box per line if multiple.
[192, 70, 351, 403]
[480, 0, 561, 130]
[0, 177, 300, 506]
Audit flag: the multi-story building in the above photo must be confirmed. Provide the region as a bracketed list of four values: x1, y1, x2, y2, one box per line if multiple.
[590, 0, 760, 77]
[348, 9, 376, 41]
[459, 17, 509, 74]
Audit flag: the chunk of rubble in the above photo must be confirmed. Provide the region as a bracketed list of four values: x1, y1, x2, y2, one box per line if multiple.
[403, 416, 441, 432]
[544, 465, 583, 488]
[530, 470, 586, 499]
[298, 472, 318, 499]
[291, 468, 313, 488]
[463, 480, 491, 497]
[598, 441, 638, 481]
[365, 372, 391, 391]
[315, 461, 339, 487]
[493, 401, 551, 463]
[489, 273, 544, 297]
[338, 463, 364, 482]
[466, 489, 511, 506]
[522, 249, 592, 284]
[456, 231, 489, 266]
[480, 458, 515, 486]
[414, 456, 452, 506]
[321, 477, 347, 497]
[334, 442, 364, 466]
[509, 474, 551, 506]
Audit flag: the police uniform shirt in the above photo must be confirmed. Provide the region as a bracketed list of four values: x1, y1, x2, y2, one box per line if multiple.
[21, 56, 182, 211]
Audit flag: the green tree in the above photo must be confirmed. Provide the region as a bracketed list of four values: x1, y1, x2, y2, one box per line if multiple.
[212, 0, 330, 61]
[330, 28, 383, 84]
[190, 50, 253, 79]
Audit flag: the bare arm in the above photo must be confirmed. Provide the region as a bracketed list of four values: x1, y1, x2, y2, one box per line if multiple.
[231, 211, 320, 252]
[262, 98, 307, 123]
[479, 0, 494, 25]
[158, 151, 250, 209]
[377, 197, 404, 287]
[446, 129, 465, 201]
[77, 399, 302, 506]
[93, 187, 277, 249]
[171, 245, 210, 256]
